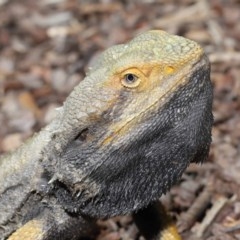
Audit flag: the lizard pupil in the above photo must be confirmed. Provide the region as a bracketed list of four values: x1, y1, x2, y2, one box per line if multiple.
[125, 73, 137, 83]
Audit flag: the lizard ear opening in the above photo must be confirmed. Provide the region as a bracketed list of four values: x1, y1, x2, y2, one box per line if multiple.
[74, 128, 89, 142]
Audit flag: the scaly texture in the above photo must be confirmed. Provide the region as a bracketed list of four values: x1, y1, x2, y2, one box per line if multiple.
[0, 30, 213, 240]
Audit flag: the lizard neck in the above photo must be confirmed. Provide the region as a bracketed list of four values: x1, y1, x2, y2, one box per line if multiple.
[0, 119, 58, 227]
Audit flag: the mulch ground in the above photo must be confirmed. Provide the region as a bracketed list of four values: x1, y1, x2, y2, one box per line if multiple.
[0, 0, 240, 239]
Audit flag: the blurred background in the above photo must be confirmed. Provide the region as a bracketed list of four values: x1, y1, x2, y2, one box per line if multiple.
[0, 0, 240, 239]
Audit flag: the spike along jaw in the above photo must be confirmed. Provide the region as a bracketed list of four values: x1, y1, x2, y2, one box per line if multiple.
[46, 31, 213, 218]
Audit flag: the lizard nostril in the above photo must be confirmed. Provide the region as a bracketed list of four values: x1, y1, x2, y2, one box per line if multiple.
[164, 66, 175, 74]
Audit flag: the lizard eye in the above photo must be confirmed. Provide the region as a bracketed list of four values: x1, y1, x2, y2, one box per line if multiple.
[121, 73, 140, 88]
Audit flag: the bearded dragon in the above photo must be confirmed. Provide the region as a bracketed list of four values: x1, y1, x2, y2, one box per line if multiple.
[0, 30, 213, 240]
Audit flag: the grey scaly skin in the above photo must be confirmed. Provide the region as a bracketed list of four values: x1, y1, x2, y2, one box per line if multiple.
[0, 30, 213, 240]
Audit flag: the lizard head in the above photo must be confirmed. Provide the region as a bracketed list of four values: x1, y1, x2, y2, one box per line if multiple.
[46, 30, 213, 217]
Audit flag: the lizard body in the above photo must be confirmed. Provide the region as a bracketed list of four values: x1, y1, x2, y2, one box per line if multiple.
[0, 30, 213, 240]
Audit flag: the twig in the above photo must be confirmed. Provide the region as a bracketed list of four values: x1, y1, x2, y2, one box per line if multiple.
[0, 0, 7, 7]
[207, 20, 224, 46]
[80, 3, 122, 15]
[194, 195, 228, 238]
[153, 1, 209, 27]
[209, 52, 240, 64]
[178, 185, 213, 232]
